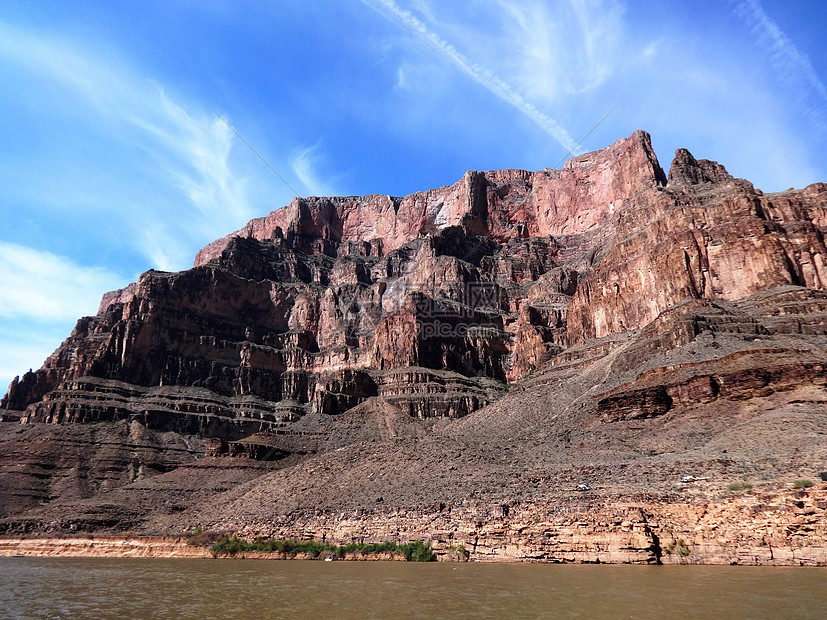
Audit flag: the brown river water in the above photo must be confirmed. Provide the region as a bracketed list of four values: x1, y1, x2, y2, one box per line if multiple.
[1, 558, 825, 618]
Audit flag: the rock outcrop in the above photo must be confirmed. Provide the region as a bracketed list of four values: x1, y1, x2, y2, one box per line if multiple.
[2, 130, 827, 561]
[2, 130, 673, 430]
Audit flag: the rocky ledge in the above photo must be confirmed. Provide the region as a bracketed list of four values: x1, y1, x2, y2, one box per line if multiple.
[2, 486, 824, 565]
[1, 130, 826, 561]
[220, 486, 827, 565]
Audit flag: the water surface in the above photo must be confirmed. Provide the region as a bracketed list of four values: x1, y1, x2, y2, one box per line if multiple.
[1, 558, 825, 618]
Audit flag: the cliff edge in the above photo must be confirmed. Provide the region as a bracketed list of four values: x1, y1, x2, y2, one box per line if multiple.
[2, 130, 826, 563]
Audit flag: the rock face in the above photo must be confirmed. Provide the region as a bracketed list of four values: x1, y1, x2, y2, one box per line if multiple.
[217, 488, 827, 565]
[2, 130, 672, 430]
[4, 128, 827, 433]
[193, 129, 666, 264]
[3, 130, 827, 561]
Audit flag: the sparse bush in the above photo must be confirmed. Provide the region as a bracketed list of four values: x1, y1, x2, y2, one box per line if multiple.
[401, 540, 436, 562]
[727, 482, 753, 492]
[794, 479, 814, 489]
[664, 538, 690, 557]
[445, 544, 469, 561]
[209, 537, 435, 561]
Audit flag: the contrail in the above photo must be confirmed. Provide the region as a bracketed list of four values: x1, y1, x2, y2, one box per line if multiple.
[209, 106, 302, 198]
[361, 0, 578, 152]
[736, 0, 827, 106]
[553, 104, 617, 169]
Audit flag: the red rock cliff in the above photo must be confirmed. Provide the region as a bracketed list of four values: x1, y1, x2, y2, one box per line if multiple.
[193, 130, 666, 265]
[5, 130, 826, 440]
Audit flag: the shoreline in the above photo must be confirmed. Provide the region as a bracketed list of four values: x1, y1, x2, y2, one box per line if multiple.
[2, 487, 826, 565]
[0, 537, 212, 559]
[203, 487, 827, 566]
[1, 533, 825, 565]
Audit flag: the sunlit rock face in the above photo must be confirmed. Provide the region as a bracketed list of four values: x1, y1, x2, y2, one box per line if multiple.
[4, 129, 827, 438]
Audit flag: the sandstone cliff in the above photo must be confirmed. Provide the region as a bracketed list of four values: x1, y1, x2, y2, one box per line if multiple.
[2, 130, 672, 428]
[2, 130, 826, 563]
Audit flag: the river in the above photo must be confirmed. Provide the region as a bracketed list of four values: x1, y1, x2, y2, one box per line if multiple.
[1, 558, 825, 618]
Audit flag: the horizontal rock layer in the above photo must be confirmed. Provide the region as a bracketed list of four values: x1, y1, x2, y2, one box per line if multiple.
[2, 130, 827, 551]
[201, 487, 827, 565]
[7, 129, 826, 438]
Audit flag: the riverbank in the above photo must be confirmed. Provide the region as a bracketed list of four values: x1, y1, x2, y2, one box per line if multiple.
[2, 487, 825, 565]
[192, 485, 827, 566]
[0, 537, 211, 559]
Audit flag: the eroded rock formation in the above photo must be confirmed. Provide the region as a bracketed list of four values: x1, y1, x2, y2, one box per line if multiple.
[2, 130, 827, 560]
[2, 130, 674, 430]
[7, 129, 826, 433]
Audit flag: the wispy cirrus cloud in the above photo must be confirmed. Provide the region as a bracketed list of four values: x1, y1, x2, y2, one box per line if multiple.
[361, 0, 577, 152]
[0, 19, 280, 271]
[0, 243, 123, 321]
[733, 0, 827, 134]
[291, 142, 344, 197]
[493, 0, 623, 102]
[0, 326, 67, 387]
[0, 242, 126, 388]
[0, 19, 294, 386]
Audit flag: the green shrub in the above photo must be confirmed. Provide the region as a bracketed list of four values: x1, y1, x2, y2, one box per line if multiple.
[727, 481, 753, 492]
[401, 540, 435, 562]
[794, 479, 814, 488]
[445, 544, 468, 561]
[210, 537, 435, 561]
[210, 536, 332, 557]
[664, 538, 690, 557]
[211, 535, 253, 557]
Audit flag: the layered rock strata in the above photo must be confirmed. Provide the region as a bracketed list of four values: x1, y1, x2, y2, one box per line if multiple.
[3, 486, 824, 565]
[3, 130, 673, 431]
[7, 130, 826, 438]
[184, 488, 827, 565]
[2, 130, 827, 559]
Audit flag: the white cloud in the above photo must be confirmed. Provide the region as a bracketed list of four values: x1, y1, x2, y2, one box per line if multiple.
[0, 243, 127, 392]
[361, 0, 577, 151]
[291, 142, 343, 197]
[395, 66, 409, 91]
[0, 325, 70, 391]
[409, 0, 437, 23]
[641, 39, 663, 60]
[734, 0, 827, 134]
[0, 19, 302, 392]
[735, 0, 827, 103]
[0, 243, 124, 321]
[0, 20, 270, 271]
[494, 0, 623, 101]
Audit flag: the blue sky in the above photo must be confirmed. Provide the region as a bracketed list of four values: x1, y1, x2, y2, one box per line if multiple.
[1, 0, 826, 392]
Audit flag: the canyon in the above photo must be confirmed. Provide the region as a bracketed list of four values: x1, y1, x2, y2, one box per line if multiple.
[1, 130, 826, 564]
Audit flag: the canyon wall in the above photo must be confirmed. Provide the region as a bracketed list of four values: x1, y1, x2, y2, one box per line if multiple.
[2, 130, 827, 556]
[2, 131, 671, 430]
[5, 130, 827, 438]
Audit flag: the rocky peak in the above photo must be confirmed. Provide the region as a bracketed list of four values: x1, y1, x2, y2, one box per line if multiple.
[667, 147, 733, 186]
[194, 130, 667, 266]
[6, 129, 826, 442]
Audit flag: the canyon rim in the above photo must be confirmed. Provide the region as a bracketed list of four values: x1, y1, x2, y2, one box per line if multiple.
[2, 130, 827, 564]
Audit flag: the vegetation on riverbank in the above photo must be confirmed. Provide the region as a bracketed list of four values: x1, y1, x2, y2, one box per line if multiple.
[210, 536, 435, 561]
